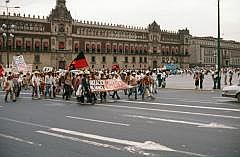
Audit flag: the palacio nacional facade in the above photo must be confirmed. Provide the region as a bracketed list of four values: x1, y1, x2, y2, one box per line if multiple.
[0, 0, 239, 71]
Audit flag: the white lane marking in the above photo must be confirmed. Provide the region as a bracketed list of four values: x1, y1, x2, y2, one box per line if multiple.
[0, 117, 51, 129]
[50, 127, 174, 151]
[48, 128, 207, 157]
[36, 131, 122, 150]
[124, 115, 238, 130]
[97, 104, 240, 119]
[119, 100, 240, 112]
[0, 133, 42, 146]
[36, 130, 154, 156]
[66, 115, 130, 126]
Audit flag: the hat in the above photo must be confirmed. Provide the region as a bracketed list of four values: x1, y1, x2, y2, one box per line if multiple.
[84, 70, 90, 75]
[132, 72, 136, 75]
[79, 71, 84, 75]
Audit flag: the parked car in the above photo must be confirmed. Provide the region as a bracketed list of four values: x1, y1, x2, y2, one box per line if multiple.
[222, 84, 240, 102]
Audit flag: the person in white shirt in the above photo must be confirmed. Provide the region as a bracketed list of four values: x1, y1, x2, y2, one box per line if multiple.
[128, 72, 138, 99]
[151, 71, 158, 94]
[32, 72, 41, 99]
[45, 72, 54, 98]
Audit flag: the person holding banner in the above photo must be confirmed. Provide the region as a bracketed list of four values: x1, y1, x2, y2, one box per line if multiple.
[100, 72, 107, 103]
[111, 72, 121, 100]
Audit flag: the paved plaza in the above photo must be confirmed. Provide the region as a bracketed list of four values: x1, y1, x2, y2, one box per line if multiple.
[0, 84, 240, 157]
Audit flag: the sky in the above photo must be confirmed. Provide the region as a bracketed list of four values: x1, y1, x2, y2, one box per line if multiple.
[1, 0, 240, 41]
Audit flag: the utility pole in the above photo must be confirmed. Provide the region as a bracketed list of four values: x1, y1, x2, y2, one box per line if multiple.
[217, 0, 221, 89]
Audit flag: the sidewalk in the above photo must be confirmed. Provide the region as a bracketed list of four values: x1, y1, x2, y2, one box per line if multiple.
[165, 74, 240, 91]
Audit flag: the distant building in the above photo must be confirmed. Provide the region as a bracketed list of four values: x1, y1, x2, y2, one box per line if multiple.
[190, 36, 240, 67]
[0, 0, 191, 70]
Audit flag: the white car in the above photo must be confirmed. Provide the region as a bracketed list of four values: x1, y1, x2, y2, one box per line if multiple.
[222, 84, 240, 102]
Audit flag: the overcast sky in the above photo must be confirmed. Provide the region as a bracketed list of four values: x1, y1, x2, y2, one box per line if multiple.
[1, 0, 240, 41]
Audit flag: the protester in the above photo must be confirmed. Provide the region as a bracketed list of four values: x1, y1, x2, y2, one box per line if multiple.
[63, 71, 72, 100]
[112, 72, 121, 100]
[128, 72, 137, 100]
[32, 71, 41, 99]
[194, 71, 200, 89]
[141, 71, 154, 100]
[229, 70, 233, 86]
[199, 71, 204, 89]
[4, 75, 16, 102]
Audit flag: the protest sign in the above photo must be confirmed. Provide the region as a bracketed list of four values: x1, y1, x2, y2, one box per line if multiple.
[13, 55, 27, 72]
[90, 79, 129, 92]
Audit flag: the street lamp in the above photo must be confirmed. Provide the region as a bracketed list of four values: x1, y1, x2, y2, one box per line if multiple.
[217, 0, 221, 89]
[0, 0, 20, 68]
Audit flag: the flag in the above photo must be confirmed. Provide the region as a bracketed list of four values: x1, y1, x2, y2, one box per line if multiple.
[70, 51, 88, 70]
[0, 64, 4, 77]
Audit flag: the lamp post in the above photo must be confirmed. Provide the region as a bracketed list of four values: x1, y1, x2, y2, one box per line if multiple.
[217, 0, 221, 89]
[0, 0, 20, 68]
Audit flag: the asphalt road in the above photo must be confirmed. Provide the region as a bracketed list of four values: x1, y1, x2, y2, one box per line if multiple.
[0, 89, 240, 157]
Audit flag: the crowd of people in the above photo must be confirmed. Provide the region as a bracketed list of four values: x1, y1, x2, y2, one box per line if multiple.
[191, 68, 240, 90]
[0, 69, 168, 103]
[1, 67, 239, 103]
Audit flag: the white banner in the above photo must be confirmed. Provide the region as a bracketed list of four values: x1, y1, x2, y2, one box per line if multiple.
[13, 55, 27, 72]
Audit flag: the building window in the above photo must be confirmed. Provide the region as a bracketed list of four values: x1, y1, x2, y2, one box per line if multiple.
[113, 45, 117, 53]
[58, 42, 65, 50]
[139, 57, 143, 63]
[130, 46, 134, 54]
[75, 43, 79, 52]
[43, 42, 48, 51]
[132, 57, 136, 63]
[97, 44, 101, 53]
[144, 57, 147, 63]
[86, 43, 90, 53]
[92, 44, 96, 53]
[119, 45, 123, 53]
[144, 47, 147, 54]
[16, 40, 22, 50]
[113, 56, 117, 63]
[125, 46, 129, 54]
[135, 46, 139, 54]
[35, 41, 41, 52]
[140, 47, 143, 54]
[26, 41, 31, 51]
[91, 56, 95, 63]
[125, 57, 128, 63]
[106, 44, 111, 53]
[102, 56, 106, 63]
